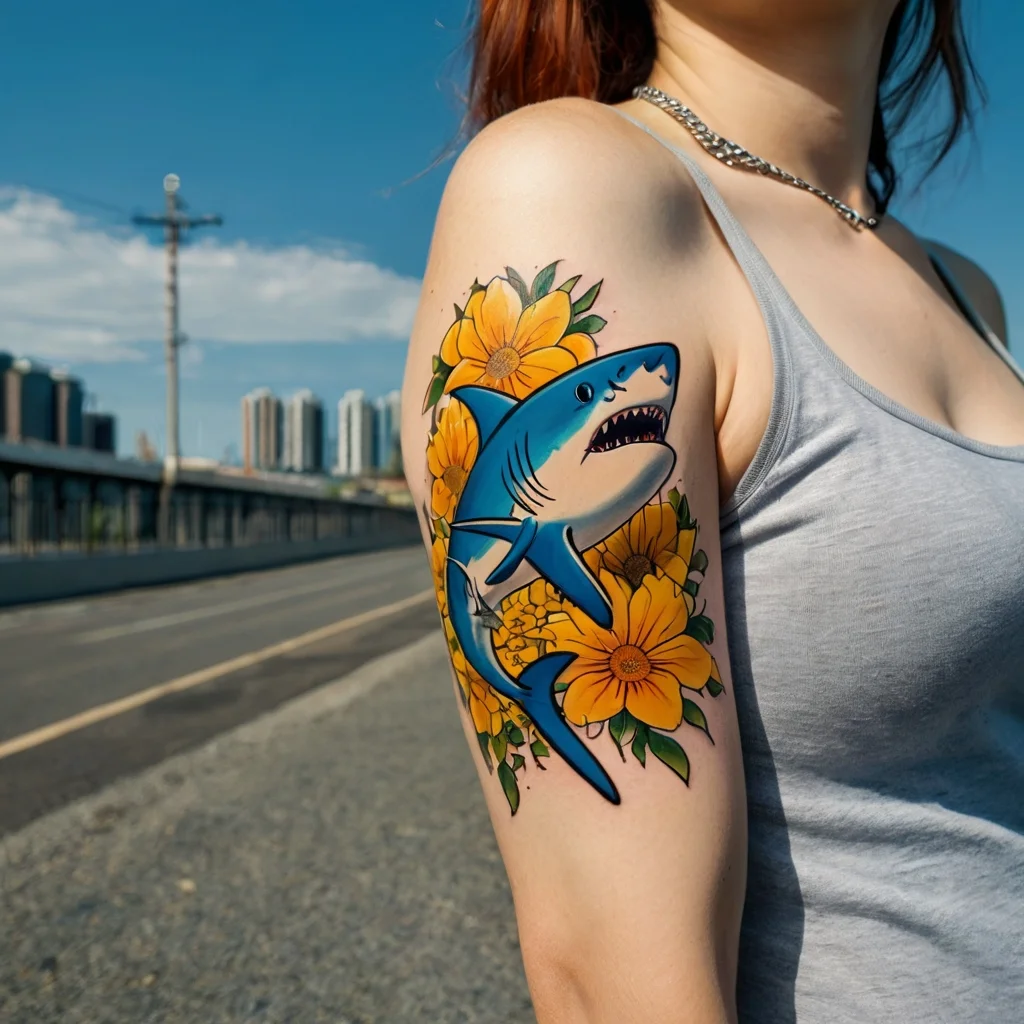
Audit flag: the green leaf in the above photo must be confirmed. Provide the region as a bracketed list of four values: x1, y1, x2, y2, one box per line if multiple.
[557, 274, 582, 294]
[491, 730, 508, 763]
[682, 579, 699, 599]
[505, 722, 525, 746]
[505, 266, 530, 306]
[431, 354, 442, 373]
[530, 738, 550, 758]
[689, 549, 709, 575]
[422, 372, 447, 414]
[676, 493, 695, 530]
[631, 723, 648, 767]
[685, 614, 715, 645]
[571, 280, 602, 316]
[497, 760, 520, 814]
[609, 710, 626, 747]
[571, 314, 607, 335]
[648, 731, 690, 783]
[511, 753, 526, 773]
[682, 698, 711, 739]
[553, 680, 569, 693]
[448, 632, 460, 654]
[469, 278, 485, 295]
[667, 487, 681, 511]
[530, 261, 559, 301]
[436, 517, 451, 538]
[706, 677, 725, 699]
[477, 732, 493, 772]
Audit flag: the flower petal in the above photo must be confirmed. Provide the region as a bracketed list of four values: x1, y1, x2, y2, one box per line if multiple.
[630, 574, 689, 650]
[443, 357, 488, 393]
[563, 670, 625, 726]
[626, 670, 684, 729]
[440, 318, 462, 366]
[507, 345, 577, 397]
[558, 332, 597, 364]
[648, 633, 712, 690]
[431, 478, 454, 520]
[513, 290, 572, 354]
[475, 278, 522, 352]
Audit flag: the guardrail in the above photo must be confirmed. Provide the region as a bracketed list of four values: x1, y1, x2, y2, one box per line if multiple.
[0, 440, 420, 606]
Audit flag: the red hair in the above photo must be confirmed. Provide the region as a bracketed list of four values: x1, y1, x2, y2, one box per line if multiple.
[465, 0, 981, 215]
[467, 0, 656, 126]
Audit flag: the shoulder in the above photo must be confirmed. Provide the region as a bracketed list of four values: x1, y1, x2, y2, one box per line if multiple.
[923, 239, 1009, 345]
[437, 98, 707, 246]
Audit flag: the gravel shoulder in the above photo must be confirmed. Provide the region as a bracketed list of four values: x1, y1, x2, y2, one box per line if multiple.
[0, 634, 534, 1024]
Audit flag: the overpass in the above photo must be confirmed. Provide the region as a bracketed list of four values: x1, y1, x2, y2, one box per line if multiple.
[0, 438, 420, 606]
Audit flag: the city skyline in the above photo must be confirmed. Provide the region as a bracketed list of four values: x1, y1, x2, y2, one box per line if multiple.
[0, 2, 1021, 460]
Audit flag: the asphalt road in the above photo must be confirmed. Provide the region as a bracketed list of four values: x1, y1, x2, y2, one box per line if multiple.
[0, 634, 534, 1023]
[0, 547, 438, 835]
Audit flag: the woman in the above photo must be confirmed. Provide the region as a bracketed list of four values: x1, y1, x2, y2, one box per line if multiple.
[401, 1, 1024, 1020]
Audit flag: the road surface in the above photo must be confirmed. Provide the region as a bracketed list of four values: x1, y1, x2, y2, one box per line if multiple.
[0, 633, 533, 1023]
[0, 547, 437, 834]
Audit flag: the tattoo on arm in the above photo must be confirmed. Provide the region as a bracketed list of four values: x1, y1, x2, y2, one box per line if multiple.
[423, 262, 724, 815]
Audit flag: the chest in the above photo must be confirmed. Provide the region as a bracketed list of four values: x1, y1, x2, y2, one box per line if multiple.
[723, 427, 1024, 778]
[705, 208, 1024, 504]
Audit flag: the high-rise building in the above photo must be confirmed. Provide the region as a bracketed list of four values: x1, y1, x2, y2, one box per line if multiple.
[4, 358, 55, 443]
[373, 389, 402, 475]
[52, 370, 84, 447]
[284, 389, 325, 473]
[83, 412, 117, 453]
[0, 351, 12, 438]
[337, 389, 374, 477]
[241, 387, 284, 471]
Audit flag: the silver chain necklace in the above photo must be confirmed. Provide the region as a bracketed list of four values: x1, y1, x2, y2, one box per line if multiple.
[633, 85, 879, 231]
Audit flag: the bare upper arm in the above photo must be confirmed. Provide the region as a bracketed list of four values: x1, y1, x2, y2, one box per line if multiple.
[926, 239, 1009, 345]
[401, 100, 746, 1024]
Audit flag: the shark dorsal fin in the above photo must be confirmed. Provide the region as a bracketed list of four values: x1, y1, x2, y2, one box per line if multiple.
[450, 386, 516, 444]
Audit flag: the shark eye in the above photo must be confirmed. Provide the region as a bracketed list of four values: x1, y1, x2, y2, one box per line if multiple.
[575, 382, 594, 403]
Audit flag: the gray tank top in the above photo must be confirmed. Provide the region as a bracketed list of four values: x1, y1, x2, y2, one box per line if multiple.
[616, 112, 1024, 1023]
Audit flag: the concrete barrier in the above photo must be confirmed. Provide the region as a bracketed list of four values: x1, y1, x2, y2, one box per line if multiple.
[0, 533, 420, 608]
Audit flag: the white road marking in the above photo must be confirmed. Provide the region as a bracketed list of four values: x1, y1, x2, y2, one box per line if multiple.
[0, 588, 434, 762]
[74, 574, 365, 644]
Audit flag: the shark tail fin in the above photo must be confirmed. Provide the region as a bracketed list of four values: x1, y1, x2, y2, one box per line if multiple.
[517, 652, 621, 805]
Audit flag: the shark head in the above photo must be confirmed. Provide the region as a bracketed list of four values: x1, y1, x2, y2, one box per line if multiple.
[448, 343, 679, 537]
[533, 344, 678, 527]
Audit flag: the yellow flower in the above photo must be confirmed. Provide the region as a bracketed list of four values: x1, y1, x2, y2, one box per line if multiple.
[587, 502, 696, 596]
[427, 398, 478, 520]
[548, 570, 712, 730]
[430, 534, 448, 617]
[493, 578, 570, 674]
[450, 645, 507, 737]
[441, 277, 596, 399]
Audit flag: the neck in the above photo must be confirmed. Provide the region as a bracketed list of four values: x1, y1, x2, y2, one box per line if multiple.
[648, 3, 894, 215]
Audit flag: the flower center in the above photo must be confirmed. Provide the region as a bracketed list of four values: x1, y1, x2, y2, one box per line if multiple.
[485, 345, 521, 380]
[609, 644, 651, 683]
[621, 553, 654, 589]
[441, 464, 467, 496]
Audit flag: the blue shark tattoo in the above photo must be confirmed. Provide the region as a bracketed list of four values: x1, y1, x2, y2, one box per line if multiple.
[446, 343, 680, 803]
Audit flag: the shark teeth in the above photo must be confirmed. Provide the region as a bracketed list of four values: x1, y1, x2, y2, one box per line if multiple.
[587, 405, 668, 453]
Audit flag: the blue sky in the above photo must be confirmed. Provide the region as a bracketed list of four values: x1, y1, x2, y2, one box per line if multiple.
[0, 0, 1019, 460]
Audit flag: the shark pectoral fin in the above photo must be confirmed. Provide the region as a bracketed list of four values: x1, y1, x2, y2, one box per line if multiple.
[485, 516, 538, 586]
[450, 386, 517, 444]
[517, 652, 620, 804]
[450, 517, 522, 544]
[530, 525, 614, 629]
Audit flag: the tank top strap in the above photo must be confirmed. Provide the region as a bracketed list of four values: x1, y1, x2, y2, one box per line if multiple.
[610, 109, 798, 335]
[923, 244, 1024, 387]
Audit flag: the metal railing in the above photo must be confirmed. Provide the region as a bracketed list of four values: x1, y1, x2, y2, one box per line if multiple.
[0, 444, 417, 558]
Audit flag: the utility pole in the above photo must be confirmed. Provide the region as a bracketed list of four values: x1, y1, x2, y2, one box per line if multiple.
[133, 174, 222, 541]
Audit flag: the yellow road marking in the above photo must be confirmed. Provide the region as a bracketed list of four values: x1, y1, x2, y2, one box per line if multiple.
[0, 588, 434, 762]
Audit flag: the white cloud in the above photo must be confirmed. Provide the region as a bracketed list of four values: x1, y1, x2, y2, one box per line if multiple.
[0, 187, 422, 363]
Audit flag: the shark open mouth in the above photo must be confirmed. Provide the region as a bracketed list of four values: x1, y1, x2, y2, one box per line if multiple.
[587, 405, 668, 453]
